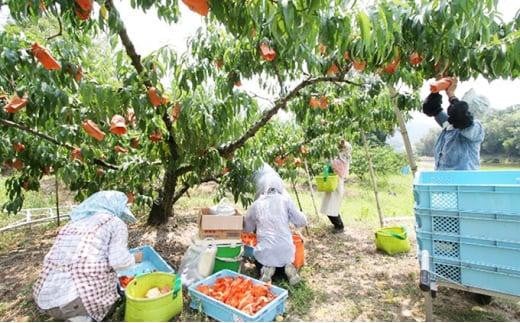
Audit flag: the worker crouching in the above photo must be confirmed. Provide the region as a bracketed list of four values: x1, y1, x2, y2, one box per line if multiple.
[244, 174, 307, 285]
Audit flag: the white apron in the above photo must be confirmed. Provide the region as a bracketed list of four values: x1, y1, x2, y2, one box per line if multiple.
[320, 179, 345, 217]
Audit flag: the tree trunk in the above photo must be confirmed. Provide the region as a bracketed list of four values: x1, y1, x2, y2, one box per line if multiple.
[147, 166, 177, 226]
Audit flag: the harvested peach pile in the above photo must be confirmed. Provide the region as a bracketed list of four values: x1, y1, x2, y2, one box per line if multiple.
[196, 276, 276, 315]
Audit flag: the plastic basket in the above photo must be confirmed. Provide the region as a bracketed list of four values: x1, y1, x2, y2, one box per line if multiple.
[423, 256, 520, 297]
[117, 245, 174, 292]
[315, 175, 339, 192]
[416, 230, 520, 271]
[212, 244, 243, 274]
[124, 272, 183, 322]
[189, 269, 288, 322]
[414, 170, 520, 213]
[117, 245, 174, 277]
[239, 233, 304, 269]
[375, 226, 411, 255]
[244, 245, 255, 259]
[415, 208, 520, 243]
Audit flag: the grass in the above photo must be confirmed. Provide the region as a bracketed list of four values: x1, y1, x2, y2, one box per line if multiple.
[275, 279, 317, 318]
[288, 174, 414, 228]
[0, 177, 57, 228]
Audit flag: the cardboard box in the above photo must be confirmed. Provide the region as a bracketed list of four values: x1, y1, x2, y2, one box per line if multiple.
[198, 208, 243, 240]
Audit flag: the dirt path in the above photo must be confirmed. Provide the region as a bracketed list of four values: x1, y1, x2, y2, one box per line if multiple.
[1, 209, 519, 322]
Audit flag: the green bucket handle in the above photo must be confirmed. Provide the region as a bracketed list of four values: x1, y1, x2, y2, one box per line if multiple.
[377, 228, 408, 240]
[322, 164, 333, 181]
[215, 248, 244, 263]
[172, 276, 182, 299]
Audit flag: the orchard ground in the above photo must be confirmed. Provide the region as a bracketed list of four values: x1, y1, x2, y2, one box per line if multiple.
[1, 162, 520, 321]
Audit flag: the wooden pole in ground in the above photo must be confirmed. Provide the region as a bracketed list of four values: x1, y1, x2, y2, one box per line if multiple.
[291, 176, 304, 211]
[290, 175, 311, 236]
[55, 173, 60, 227]
[389, 86, 418, 176]
[424, 291, 434, 321]
[303, 159, 320, 218]
[361, 132, 384, 228]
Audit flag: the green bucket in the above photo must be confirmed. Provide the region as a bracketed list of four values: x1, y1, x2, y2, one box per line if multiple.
[375, 226, 411, 255]
[212, 243, 243, 274]
[124, 272, 182, 322]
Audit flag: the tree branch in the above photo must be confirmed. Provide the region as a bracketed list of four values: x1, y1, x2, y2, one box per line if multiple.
[46, 15, 62, 41]
[105, 0, 150, 86]
[244, 90, 275, 104]
[172, 183, 190, 204]
[274, 64, 286, 96]
[0, 118, 119, 170]
[172, 176, 221, 203]
[217, 75, 363, 158]
[174, 164, 193, 177]
[106, 0, 180, 163]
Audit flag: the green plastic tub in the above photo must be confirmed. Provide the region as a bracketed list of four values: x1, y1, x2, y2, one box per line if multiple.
[315, 175, 339, 192]
[124, 272, 182, 322]
[375, 226, 411, 255]
[212, 243, 243, 274]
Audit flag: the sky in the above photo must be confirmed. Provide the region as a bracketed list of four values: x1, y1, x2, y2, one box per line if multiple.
[1, 0, 519, 144]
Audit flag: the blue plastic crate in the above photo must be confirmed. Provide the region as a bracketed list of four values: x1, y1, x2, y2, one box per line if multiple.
[117, 245, 174, 280]
[428, 258, 520, 296]
[415, 208, 520, 243]
[413, 171, 520, 213]
[188, 269, 288, 322]
[244, 245, 255, 259]
[416, 230, 520, 271]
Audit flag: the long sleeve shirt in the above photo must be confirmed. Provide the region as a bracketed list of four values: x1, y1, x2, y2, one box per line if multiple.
[244, 193, 307, 267]
[33, 213, 134, 321]
[433, 111, 485, 170]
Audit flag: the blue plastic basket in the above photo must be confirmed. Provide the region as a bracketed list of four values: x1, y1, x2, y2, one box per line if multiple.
[188, 269, 288, 322]
[416, 230, 520, 271]
[415, 208, 520, 243]
[244, 245, 255, 259]
[427, 257, 520, 296]
[414, 171, 520, 213]
[117, 245, 174, 283]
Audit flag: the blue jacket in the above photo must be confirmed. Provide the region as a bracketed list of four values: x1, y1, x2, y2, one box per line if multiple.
[433, 111, 485, 170]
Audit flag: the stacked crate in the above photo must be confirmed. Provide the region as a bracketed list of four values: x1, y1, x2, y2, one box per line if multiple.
[414, 171, 520, 296]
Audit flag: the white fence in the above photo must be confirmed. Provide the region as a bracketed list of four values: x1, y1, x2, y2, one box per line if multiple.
[0, 205, 77, 233]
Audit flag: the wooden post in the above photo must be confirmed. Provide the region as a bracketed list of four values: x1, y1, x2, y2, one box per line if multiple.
[424, 291, 434, 322]
[291, 175, 310, 236]
[389, 86, 417, 176]
[55, 173, 60, 227]
[303, 159, 320, 218]
[361, 132, 384, 228]
[290, 176, 304, 211]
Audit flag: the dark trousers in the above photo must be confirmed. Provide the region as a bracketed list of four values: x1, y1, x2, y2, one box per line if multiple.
[327, 214, 344, 229]
[254, 260, 287, 280]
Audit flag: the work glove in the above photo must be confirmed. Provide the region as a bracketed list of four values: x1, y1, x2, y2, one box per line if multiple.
[447, 99, 474, 129]
[422, 93, 443, 117]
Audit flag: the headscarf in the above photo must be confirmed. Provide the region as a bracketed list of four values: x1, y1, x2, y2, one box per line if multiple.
[461, 88, 491, 113]
[254, 163, 289, 199]
[261, 175, 284, 196]
[70, 191, 136, 223]
[338, 140, 352, 162]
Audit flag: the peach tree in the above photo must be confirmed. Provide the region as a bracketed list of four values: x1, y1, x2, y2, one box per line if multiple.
[0, 0, 518, 225]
